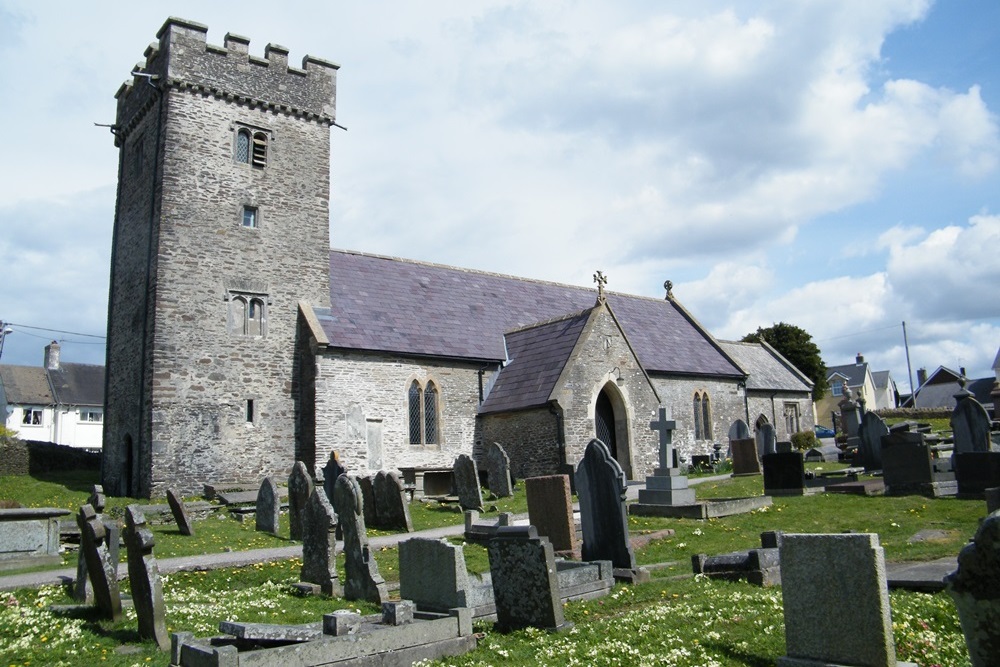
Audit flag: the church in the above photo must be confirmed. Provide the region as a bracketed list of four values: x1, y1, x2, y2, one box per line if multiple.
[101, 18, 815, 498]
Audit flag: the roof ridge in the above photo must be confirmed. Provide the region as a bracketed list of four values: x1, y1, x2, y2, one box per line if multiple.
[504, 307, 594, 335]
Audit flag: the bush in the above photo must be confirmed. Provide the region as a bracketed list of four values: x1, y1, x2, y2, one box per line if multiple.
[791, 430, 817, 451]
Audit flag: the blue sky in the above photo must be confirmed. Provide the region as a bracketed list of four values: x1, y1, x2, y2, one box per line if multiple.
[0, 0, 997, 396]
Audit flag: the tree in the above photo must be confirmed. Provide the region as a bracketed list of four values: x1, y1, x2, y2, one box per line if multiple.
[742, 322, 828, 402]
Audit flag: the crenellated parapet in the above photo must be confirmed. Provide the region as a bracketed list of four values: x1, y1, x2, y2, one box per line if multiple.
[115, 17, 338, 142]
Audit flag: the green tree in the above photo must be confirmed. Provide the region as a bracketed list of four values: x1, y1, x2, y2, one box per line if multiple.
[742, 322, 828, 401]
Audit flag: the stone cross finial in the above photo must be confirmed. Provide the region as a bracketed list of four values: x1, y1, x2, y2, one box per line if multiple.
[664, 280, 674, 300]
[593, 271, 607, 303]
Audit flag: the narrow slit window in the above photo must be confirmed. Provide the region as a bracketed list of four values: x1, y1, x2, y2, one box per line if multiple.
[235, 129, 251, 164]
[423, 382, 439, 444]
[246, 399, 255, 423]
[408, 381, 422, 445]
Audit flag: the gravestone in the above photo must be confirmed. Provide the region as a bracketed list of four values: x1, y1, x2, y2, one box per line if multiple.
[731, 438, 762, 475]
[636, 407, 696, 506]
[321, 451, 347, 508]
[166, 488, 195, 536]
[123, 505, 169, 650]
[486, 442, 514, 498]
[453, 454, 483, 511]
[839, 388, 863, 439]
[756, 423, 777, 458]
[692, 531, 782, 587]
[74, 485, 116, 602]
[358, 475, 377, 526]
[804, 444, 841, 463]
[859, 411, 890, 472]
[729, 419, 750, 442]
[778, 533, 914, 667]
[373, 470, 413, 532]
[945, 510, 1000, 667]
[76, 504, 122, 622]
[954, 452, 1000, 499]
[525, 475, 577, 557]
[332, 475, 389, 605]
[762, 451, 810, 496]
[951, 387, 992, 455]
[487, 525, 571, 633]
[398, 537, 494, 615]
[299, 487, 342, 596]
[882, 427, 957, 497]
[287, 461, 314, 541]
[691, 454, 712, 471]
[575, 439, 645, 581]
[775, 441, 794, 454]
[255, 476, 281, 535]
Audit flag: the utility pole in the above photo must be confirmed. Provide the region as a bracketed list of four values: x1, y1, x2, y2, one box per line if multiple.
[902, 321, 916, 408]
[0, 321, 12, 362]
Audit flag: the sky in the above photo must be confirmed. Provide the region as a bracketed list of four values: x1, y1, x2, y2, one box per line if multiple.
[0, 0, 998, 397]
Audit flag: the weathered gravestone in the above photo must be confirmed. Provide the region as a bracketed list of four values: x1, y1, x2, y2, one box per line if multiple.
[804, 444, 841, 463]
[778, 533, 915, 667]
[731, 437, 762, 476]
[255, 476, 281, 535]
[373, 470, 413, 532]
[525, 474, 578, 557]
[859, 411, 890, 472]
[166, 488, 195, 537]
[951, 383, 993, 455]
[321, 451, 347, 508]
[74, 485, 116, 602]
[882, 426, 956, 497]
[124, 505, 169, 650]
[399, 537, 495, 616]
[575, 439, 647, 583]
[756, 422, 777, 458]
[839, 387, 863, 439]
[453, 454, 483, 511]
[332, 475, 389, 605]
[487, 525, 571, 633]
[692, 531, 783, 587]
[358, 475, 377, 526]
[945, 510, 1000, 667]
[76, 504, 122, 622]
[287, 461, 314, 541]
[299, 487, 342, 596]
[486, 442, 513, 498]
[954, 452, 1000, 499]
[728, 419, 751, 443]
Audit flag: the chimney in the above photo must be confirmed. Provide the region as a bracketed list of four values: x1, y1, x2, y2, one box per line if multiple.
[916, 367, 927, 387]
[960, 366, 966, 377]
[44, 340, 60, 370]
[856, 353, 864, 365]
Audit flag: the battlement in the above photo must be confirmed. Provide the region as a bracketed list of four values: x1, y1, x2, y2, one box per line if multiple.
[115, 17, 338, 136]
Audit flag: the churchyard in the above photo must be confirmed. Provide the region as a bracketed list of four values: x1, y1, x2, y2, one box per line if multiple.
[0, 456, 985, 667]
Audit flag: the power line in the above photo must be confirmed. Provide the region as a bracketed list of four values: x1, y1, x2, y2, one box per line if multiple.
[5, 322, 106, 340]
[815, 324, 900, 343]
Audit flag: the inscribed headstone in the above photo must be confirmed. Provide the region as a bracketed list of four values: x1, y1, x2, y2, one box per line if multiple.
[373, 470, 413, 532]
[166, 488, 195, 536]
[332, 475, 388, 604]
[287, 461, 314, 541]
[756, 423, 777, 457]
[453, 454, 483, 511]
[300, 487, 341, 596]
[525, 475, 577, 556]
[945, 510, 1000, 667]
[575, 439, 636, 570]
[123, 505, 169, 650]
[488, 526, 570, 633]
[731, 438, 762, 475]
[859, 412, 890, 471]
[486, 442, 514, 498]
[951, 392, 992, 455]
[255, 476, 280, 535]
[76, 504, 122, 622]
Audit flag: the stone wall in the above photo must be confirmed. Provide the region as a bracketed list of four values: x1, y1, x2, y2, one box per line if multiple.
[0, 440, 101, 476]
[480, 408, 562, 479]
[746, 391, 816, 441]
[651, 375, 746, 463]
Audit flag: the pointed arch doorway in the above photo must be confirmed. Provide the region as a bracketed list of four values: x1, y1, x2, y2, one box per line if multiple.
[594, 384, 632, 479]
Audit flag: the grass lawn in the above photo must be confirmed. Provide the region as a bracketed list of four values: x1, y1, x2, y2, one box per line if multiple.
[0, 468, 980, 666]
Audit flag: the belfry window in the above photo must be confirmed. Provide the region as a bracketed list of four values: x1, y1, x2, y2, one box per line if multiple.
[228, 292, 268, 337]
[408, 380, 440, 446]
[234, 127, 269, 168]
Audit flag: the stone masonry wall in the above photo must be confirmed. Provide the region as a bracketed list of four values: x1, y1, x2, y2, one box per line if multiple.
[480, 408, 562, 480]
[746, 392, 816, 440]
[651, 375, 746, 463]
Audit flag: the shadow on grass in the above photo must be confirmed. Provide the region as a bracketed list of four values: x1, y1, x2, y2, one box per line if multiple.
[33, 469, 100, 494]
[49, 604, 144, 644]
[704, 640, 777, 667]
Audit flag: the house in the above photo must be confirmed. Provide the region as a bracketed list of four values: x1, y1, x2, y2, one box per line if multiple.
[0, 341, 105, 450]
[870, 370, 899, 411]
[814, 353, 883, 428]
[903, 364, 997, 416]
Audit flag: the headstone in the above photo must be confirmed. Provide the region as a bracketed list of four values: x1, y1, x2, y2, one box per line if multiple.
[839, 389, 862, 439]
[255, 476, 281, 535]
[332, 475, 389, 605]
[321, 451, 347, 508]
[575, 439, 643, 580]
[762, 451, 808, 496]
[123, 505, 169, 650]
[74, 485, 117, 603]
[756, 423, 777, 457]
[525, 475, 577, 557]
[882, 427, 957, 497]
[728, 419, 750, 442]
[692, 545, 781, 587]
[778, 533, 913, 667]
[987, 487, 1000, 514]
[954, 452, 1000, 499]
[88, 484, 106, 512]
[76, 504, 122, 622]
[804, 445, 841, 463]
[487, 525, 571, 633]
[166, 488, 195, 536]
[300, 488, 342, 596]
[951, 388, 992, 455]
[859, 411, 890, 472]
[486, 442, 514, 498]
[453, 454, 483, 511]
[636, 408, 696, 506]
[358, 475, 377, 526]
[731, 438, 762, 475]
[287, 461, 314, 541]
[945, 510, 1000, 667]
[775, 441, 794, 454]
[372, 470, 413, 532]
[398, 537, 494, 614]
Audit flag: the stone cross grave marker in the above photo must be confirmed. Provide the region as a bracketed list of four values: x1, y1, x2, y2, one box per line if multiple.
[453, 454, 484, 511]
[255, 476, 280, 535]
[575, 439, 638, 574]
[637, 408, 695, 506]
[124, 505, 169, 650]
[525, 474, 577, 557]
[650, 407, 676, 471]
[486, 442, 514, 498]
[287, 461, 314, 541]
[76, 504, 122, 622]
[859, 411, 890, 472]
[332, 475, 389, 605]
[373, 470, 413, 532]
[951, 388, 992, 455]
[300, 487, 342, 596]
[166, 488, 195, 536]
[488, 525, 571, 633]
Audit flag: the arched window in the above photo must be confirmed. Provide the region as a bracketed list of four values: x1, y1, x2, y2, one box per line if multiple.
[228, 292, 266, 337]
[248, 298, 265, 336]
[235, 129, 251, 164]
[702, 393, 712, 440]
[408, 380, 441, 446]
[234, 127, 268, 168]
[693, 393, 703, 440]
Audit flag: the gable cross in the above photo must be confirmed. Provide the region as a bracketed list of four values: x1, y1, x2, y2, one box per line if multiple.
[593, 270, 607, 303]
[650, 407, 677, 471]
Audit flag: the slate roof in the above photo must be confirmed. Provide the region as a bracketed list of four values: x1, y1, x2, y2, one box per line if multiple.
[321, 250, 743, 378]
[479, 310, 592, 414]
[826, 362, 869, 388]
[48, 363, 105, 407]
[0, 365, 53, 405]
[910, 377, 995, 409]
[717, 340, 812, 393]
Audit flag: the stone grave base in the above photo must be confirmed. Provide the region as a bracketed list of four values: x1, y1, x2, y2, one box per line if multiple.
[629, 495, 772, 520]
[764, 485, 825, 497]
[885, 479, 957, 498]
[778, 659, 916, 667]
[824, 479, 885, 496]
[613, 566, 651, 584]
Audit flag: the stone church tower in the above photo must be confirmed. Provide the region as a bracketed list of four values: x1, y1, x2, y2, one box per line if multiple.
[102, 18, 337, 497]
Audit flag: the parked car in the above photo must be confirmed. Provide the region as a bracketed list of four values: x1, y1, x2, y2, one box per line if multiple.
[814, 424, 836, 439]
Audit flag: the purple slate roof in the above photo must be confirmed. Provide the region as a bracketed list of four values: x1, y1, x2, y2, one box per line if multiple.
[479, 310, 592, 414]
[321, 250, 743, 378]
[48, 363, 105, 407]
